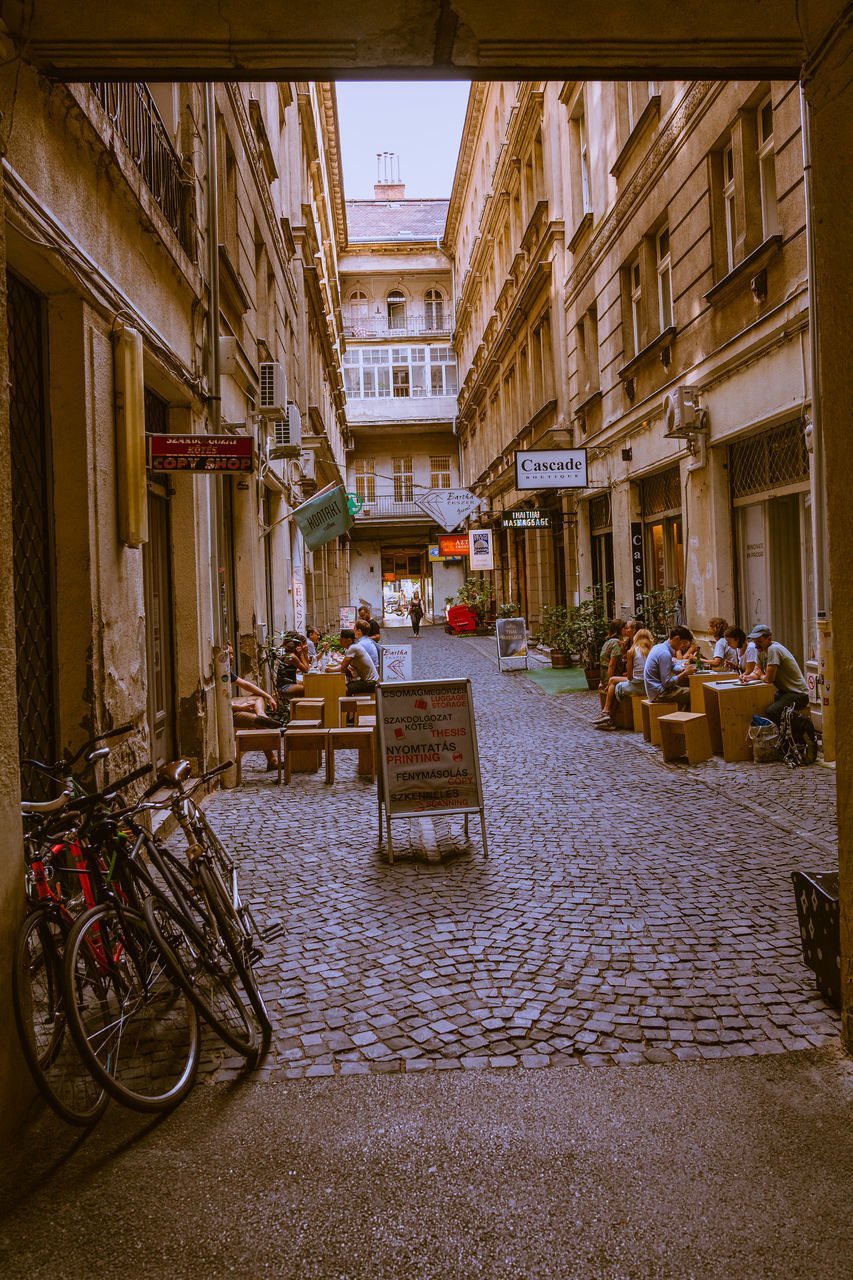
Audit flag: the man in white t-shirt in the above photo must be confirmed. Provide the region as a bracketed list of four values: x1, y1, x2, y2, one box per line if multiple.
[339, 627, 378, 694]
[744, 624, 810, 724]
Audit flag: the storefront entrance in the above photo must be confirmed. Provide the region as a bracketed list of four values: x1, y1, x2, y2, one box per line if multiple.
[380, 549, 431, 625]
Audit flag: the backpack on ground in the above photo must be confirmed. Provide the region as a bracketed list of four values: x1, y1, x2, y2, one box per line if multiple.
[778, 704, 818, 768]
[748, 715, 781, 763]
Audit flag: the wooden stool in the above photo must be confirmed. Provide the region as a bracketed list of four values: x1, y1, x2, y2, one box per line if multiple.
[282, 727, 328, 783]
[326, 726, 376, 783]
[599, 689, 632, 729]
[290, 698, 325, 724]
[641, 699, 684, 746]
[659, 711, 713, 765]
[338, 695, 376, 726]
[235, 728, 282, 784]
[631, 695, 645, 732]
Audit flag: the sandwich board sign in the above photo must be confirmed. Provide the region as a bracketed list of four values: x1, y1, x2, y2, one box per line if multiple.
[496, 617, 528, 671]
[376, 679, 488, 863]
[380, 644, 412, 682]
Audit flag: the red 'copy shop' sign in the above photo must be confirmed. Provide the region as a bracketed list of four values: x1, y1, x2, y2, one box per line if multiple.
[147, 434, 253, 473]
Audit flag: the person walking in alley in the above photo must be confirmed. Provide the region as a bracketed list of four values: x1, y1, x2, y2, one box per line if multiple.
[644, 625, 697, 707]
[408, 592, 424, 637]
[741, 624, 810, 723]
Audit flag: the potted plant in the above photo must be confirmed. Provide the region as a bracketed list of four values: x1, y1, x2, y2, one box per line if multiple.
[497, 600, 520, 618]
[639, 586, 682, 640]
[455, 577, 494, 632]
[541, 604, 572, 667]
[564, 584, 613, 687]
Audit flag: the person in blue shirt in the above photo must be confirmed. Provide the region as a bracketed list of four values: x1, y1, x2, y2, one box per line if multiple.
[644, 625, 697, 707]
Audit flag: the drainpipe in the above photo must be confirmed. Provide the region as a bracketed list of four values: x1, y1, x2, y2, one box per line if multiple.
[205, 84, 236, 783]
[800, 84, 834, 762]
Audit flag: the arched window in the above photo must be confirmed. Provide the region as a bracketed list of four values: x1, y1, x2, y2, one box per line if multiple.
[348, 289, 369, 333]
[387, 289, 406, 332]
[424, 288, 444, 331]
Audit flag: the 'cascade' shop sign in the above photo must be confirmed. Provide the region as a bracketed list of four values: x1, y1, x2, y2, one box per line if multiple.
[515, 448, 588, 490]
[147, 434, 253, 473]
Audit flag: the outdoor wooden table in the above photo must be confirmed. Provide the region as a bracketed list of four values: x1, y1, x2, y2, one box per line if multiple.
[688, 670, 740, 713]
[702, 679, 773, 762]
[303, 671, 347, 728]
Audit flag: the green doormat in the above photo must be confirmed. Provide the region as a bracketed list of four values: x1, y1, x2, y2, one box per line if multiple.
[527, 667, 591, 694]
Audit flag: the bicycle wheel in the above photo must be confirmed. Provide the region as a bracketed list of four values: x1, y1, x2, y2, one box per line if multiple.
[197, 862, 272, 1058]
[63, 903, 200, 1112]
[143, 893, 259, 1058]
[189, 808, 268, 951]
[12, 908, 108, 1126]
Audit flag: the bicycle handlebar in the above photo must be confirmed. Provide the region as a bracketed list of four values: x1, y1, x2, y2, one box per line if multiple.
[21, 788, 76, 817]
[22, 722, 135, 778]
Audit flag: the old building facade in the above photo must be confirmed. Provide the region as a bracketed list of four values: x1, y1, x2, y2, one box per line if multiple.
[340, 177, 464, 620]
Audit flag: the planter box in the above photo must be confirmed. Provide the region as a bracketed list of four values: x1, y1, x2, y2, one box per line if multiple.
[791, 871, 841, 1008]
[550, 650, 572, 668]
[584, 667, 601, 690]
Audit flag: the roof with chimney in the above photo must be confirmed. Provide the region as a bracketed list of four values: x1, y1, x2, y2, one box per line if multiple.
[346, 196, 449, 243]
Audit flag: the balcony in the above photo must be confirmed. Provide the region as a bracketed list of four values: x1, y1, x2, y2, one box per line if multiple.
[353, 496, 428, 521]
[91, 82, 193, 256]
[343, 312, 453, 340]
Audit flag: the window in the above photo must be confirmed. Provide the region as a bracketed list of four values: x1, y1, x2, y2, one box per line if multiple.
[387, 290, 406, 331]
[348, 289, 369, 329]
[641, 467, 683, 594]
[629, 255, 642, 355]
[579, 112, 591, 213]
[568, 93, 592, 228]
[722, 140, 736, 272]
[757, 94, 779, 237]
[424, 288, 444, 331]
[656, 226, 673, 331]
[393, 457, 413, 503]
[430, 456, 452, 489]
[576, 306, 600, 400]
[354, 457, 376, 504]
[343, 346, 456, 399]
[627, 81, 656, 131]
[392, 365, 410, 397]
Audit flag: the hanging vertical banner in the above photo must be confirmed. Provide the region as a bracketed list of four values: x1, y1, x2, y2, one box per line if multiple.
[468, 528, 494, 570]
[630, 522, 645, 618]
[293, 577, 306, 635]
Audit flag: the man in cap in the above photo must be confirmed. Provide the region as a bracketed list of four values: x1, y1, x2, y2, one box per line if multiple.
[743, 624, 810, 724]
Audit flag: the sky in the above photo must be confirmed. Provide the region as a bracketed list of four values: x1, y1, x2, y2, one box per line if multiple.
[335, 82, 471, 201]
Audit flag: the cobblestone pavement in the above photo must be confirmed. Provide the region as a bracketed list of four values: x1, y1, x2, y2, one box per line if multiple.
[198, 626, 839, 1081]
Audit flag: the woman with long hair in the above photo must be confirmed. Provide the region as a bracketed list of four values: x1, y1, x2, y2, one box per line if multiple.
[594, 627, 655, 729]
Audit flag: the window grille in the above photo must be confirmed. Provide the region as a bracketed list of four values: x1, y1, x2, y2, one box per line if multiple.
[589, 492, 612, 532]
[729, 418, 809, 500]
[393, 457, 414, 503]
[430, 456, 452, 489]
[641, 466, 681, 517]
[144, 386, 169, 434]
[354, 457, 376, 503]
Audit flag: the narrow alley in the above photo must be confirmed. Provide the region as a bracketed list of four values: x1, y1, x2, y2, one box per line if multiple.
[2, 625, 850, 1280]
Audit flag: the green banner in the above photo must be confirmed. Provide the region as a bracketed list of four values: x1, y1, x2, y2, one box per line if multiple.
[292, 483, 354, 550]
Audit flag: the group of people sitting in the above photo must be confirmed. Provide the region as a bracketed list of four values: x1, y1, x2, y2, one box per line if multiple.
[592, 615, 810, 732]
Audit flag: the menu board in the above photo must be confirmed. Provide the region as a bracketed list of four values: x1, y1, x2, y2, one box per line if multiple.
[376, 680, 483, 818]
[495, 617, 528, 670]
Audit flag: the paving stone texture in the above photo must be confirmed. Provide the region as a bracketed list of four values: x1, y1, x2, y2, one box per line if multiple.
[196, 625, 839, 1081]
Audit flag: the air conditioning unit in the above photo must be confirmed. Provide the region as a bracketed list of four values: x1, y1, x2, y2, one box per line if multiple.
[269, 403, 302, 458]
[299, 449, 316, 482]
[259, 361, 287, 415]
[662, 387, 705, 438]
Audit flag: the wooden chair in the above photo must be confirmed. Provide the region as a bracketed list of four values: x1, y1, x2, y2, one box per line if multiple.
[658, 711, 713, 765]
[282, 727, 328, 783]
[641, 699, 684, 746]
[235, 728, 282, 785]
[326, 726, 376, 783]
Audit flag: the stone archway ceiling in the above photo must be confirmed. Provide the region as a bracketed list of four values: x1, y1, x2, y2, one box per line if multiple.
[0, 0, 820, 80]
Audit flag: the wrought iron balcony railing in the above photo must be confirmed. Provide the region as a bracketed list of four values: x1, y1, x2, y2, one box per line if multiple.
[353, 495, 425, 519]
[342, 312, 453, 340]
[91, 83, 194, 257]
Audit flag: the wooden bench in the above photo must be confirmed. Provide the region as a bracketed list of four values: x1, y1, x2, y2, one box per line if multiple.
[339, 695, 376, 726]
[282, 727, 328, 783]
[290, 698, 325, 724]
[235, 728, 282, 785]
[658, 711, 714, 765]
[631, 695, 645, 732]
[326, 726, 376, 783]
[599, 689, 633, 729]
[641, 698, 686, 746]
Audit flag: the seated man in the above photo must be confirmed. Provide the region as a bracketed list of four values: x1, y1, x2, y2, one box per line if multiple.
[644, 625, 697, 708]
[744, 624, 810, 724]
[338, 626, 378, 694]
[354, 618, 380, 669]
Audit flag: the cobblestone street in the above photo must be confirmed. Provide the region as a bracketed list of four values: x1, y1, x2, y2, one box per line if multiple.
[201, 626, 839, 1081]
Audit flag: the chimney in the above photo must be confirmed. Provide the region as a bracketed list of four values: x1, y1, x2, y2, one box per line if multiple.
[374, 150, 405, 200]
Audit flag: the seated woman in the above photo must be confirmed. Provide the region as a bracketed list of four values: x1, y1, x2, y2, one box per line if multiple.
[598, 620, 626, 691]
[707, 617, 734, 670]
[273, 637, 311, 722]
[594, 628, 654, 728]
[726, 625, 760, 680]
[228, 645, 280, 770]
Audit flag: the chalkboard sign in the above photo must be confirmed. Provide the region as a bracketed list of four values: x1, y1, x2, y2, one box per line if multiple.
[496, 617, 528, 671]
[376, 679, 488, 863]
